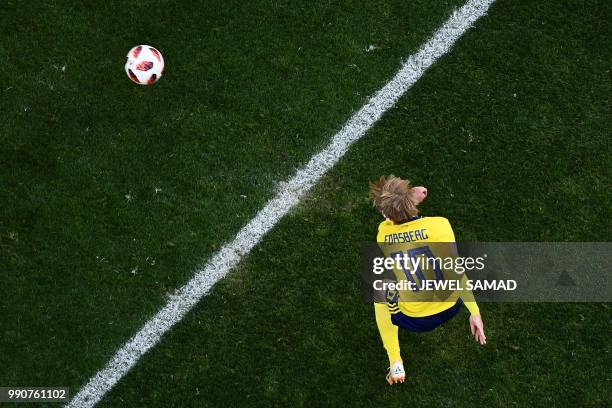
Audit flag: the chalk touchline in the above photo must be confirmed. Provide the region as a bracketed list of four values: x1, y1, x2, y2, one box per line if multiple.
[66, 1, 496, 406]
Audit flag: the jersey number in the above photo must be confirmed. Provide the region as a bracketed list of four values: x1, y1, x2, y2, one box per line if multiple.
[390, 246, 443, 291]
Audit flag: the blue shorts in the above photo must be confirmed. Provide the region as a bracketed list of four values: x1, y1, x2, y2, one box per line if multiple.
[390, 299, 463, 333]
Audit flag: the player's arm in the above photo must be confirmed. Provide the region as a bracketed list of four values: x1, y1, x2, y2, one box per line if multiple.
[374, 302, 407, 384]
[457, 271, 486, 344]
[435, 218, 480, 313]
[436, 217, 486, 345]
[374, 303, 402, 365]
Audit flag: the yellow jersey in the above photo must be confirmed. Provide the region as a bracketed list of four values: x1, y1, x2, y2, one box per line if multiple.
[376, 216, 480, 317]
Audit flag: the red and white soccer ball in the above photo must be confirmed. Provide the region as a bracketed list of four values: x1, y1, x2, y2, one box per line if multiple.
[125, 45, 164, 85]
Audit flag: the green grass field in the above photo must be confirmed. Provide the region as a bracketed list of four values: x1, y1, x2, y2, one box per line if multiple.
[1, 0, 610, 406]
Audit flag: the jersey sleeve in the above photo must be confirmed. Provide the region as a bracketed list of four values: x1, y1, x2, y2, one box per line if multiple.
[374, 303, 402, 364]
[436, 218, 480, 315]
[463, 299, 481, 315]
[458, 268, 481, 315]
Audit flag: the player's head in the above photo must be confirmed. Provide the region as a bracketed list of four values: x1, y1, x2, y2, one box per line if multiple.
[369, 175, 427, 224]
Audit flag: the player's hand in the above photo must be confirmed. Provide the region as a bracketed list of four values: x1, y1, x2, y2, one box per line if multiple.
[469, 315, 486, 345]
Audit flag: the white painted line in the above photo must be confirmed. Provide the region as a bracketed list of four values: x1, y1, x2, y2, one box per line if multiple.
[67, 1, 495, 406]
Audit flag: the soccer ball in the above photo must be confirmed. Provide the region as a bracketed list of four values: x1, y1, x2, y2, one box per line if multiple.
[125, 45, 164, 85]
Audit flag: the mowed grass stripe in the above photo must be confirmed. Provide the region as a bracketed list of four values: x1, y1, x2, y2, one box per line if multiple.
[67, 1, 496, 406]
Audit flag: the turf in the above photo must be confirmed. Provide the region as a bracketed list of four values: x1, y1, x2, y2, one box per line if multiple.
[101, 0, 611, 406]
[1, 0, 611, 406]
[0, 0, 464, 394]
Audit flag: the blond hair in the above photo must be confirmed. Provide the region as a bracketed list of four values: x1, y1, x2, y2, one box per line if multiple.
[369, 175, 419, 224]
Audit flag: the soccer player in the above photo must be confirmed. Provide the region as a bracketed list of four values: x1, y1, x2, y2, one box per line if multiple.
[369, 176, 486, 384]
